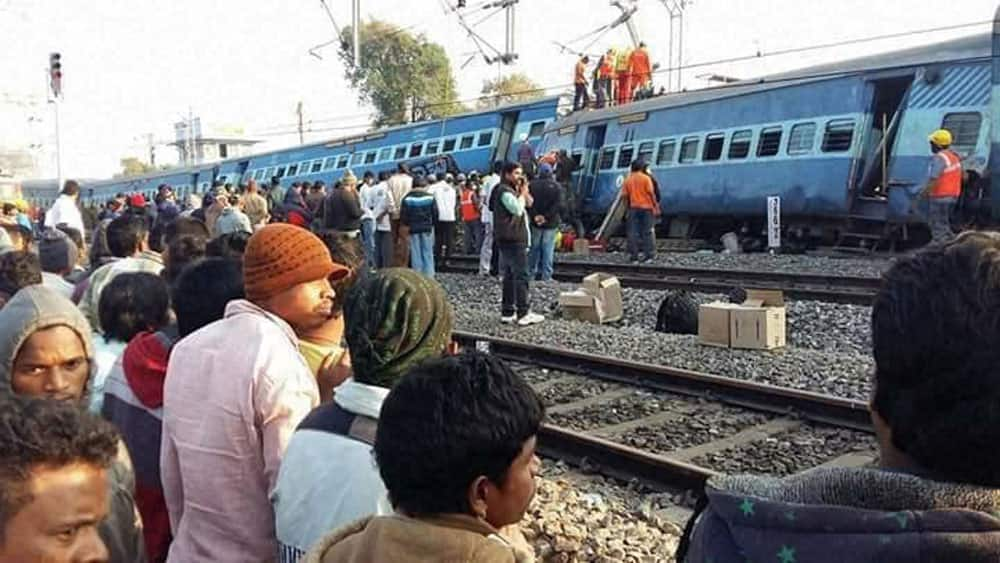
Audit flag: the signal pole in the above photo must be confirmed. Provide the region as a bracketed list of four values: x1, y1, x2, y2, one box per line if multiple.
[48, 53, 63, 191]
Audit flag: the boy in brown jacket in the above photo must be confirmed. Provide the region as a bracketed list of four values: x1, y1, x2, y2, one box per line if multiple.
[304, 350, 542, 563]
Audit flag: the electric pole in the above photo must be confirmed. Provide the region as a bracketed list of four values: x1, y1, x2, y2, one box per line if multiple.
[48, 52, 63, 190]
[297, 101, 305, 145]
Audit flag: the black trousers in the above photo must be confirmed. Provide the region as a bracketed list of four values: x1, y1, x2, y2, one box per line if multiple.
[434, 221, 455, 259]
[573, 83, 590, 110]
[498, 242, 529, 317]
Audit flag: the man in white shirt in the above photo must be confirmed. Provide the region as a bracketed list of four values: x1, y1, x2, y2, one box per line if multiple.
[371, 171, 395, 269]
[359, 171, 378, 269]
[428, 173, 458, 260]
[386, 164, 413, 267]
[44, 179, 86, 236]
[479, 163, 501, 276]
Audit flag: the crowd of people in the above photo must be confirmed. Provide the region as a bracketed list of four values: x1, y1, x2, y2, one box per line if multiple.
[3, 156, 1000, 562]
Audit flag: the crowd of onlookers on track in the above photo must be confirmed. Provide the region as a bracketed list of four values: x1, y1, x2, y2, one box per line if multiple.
[2, 158, 1000, 561]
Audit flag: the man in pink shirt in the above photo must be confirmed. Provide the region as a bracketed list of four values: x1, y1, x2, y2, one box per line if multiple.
[160, 224, 348, 562]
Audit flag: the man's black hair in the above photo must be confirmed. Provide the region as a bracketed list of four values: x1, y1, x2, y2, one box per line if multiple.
[98, 272, 171, 343]
[0, 395, 118, 544]
[872, 231, 1000, 486]
[0, 251, 42, 296]
[378, 171, 391, 182]
[375, 350, 544, 516]
[582, 56, 590, 63]
[631, 159, 646, 172]
[1, 203, 14, 216]
[316, 230, 363, 316]
[163, 234, 207, 286]
[172, 258, 244, 337]
[206, 231, 251, 259]
[363, 171, 375, 180]
[61, 180, 80, 197]
[501, 160, 522, 179]
[492, 160, 504, 174]
[397, 163, 410, 174]
[105, 214, 149, 258]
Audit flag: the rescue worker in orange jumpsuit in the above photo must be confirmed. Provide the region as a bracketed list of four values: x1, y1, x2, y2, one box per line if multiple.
[596, 50, 614, 108]
[615, 47, 633, 105]
[628, 42, 653, 100]
[919, 129, 962, 243]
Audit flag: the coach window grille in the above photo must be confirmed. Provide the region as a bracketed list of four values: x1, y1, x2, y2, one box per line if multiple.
[756, 127, 783, 157]
[442, 138, 457, 153]
[599, 147, 616, 170]
[656, 140, 676, 165]
[276, 166, 287, 178]
[679, 137, 700, 163]
[426, 140, 440, 155]
[311, 160, 323, 173]
[787, 123, 816, 155]
[364, 151, 377, 165]
[478, 131, 494, 147]
[617, 145, 635, 169]
[571, 151, 583, 169]
[393, 146, 407, 160]
[703, 133, 725, 161]
[409, 143, 424, 158]
[323, 157, 336, 170]
[528, 121, 546, 138]
[941, 112, 982, 156]
[728, 130, 752, 159]
[821, 120, 855, 152]
[351, 153, 365, 166]
[459, 135, 475, 150]
[337, 155, 349, 169]
[378, 148, 392, 162]
[289, 164, 300, 177]
[637, 141, 654, 165]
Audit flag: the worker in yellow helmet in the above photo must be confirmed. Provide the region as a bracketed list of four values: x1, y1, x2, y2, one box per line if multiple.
[918, 129, 962, 243]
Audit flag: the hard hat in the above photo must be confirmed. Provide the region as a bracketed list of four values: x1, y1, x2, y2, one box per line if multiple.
[928, 129, 953, 147]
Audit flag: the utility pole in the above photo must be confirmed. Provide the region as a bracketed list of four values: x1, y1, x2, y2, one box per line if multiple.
[352, 0, 361, 66]
[297, 101, 305, 145]
[47, 53, 63, 190]
[146, 133, 156, 167]
[187, 108, 196, 166]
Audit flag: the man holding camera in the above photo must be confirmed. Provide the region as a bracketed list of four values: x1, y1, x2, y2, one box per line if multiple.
[488, 161, 545, 327]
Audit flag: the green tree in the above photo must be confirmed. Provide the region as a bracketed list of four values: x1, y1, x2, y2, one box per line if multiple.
[116, 157, 154, 178]
[478, 73, 543, 108]
[339, 20, 464, 126]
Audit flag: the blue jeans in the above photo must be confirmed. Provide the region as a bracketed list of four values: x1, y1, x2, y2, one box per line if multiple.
[409, 231, 435, 278]
[528, 227, 557, 281]
[361, 218, 376, 269]
[627, 208, 655, 260]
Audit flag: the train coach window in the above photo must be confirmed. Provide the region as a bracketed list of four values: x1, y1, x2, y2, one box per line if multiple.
[266, 167, 277, 179]
[656, 140, 676, 165]
[941, 112, 982, 154]
[821, 120, 855, 152]
[312, 160, 323, 173]
[337, 155, 350, 169]
[637, 141, 654, 165]
[409, 143, 424, 158]
[787, 123, 816, 155]
[571, 152, 583, 169]
[528, 121, 546, 138]
[756, 127, 783, 157]
[364, 151, 377, 165]
[276, 166, 287, 178]
[426, 140, 440, 155]
[351, 153, 365, 166]
[617, 145, 635, 168]
[599, 147, 617, 170]
[679, 137, 700, 163]
[378, 147, 392, 162]
[324, 157, 337, 170]
[442, 138, 457, 153]
[287, 164, 299, 177]
[393, 146, 407, 160]
[728, 130, 752, 159]
[478, 131, 494, 147]
[459, 135, 475, 150]
[703, 134, 725, 161]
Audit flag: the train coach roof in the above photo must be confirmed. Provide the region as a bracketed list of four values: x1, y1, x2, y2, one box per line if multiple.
[554, 33, 991, 130]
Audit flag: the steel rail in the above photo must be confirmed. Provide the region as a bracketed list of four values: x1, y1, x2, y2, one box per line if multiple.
[441, 256, 881, 304]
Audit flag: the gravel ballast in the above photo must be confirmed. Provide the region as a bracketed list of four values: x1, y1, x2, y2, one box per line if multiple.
[440, 273, 874, 400]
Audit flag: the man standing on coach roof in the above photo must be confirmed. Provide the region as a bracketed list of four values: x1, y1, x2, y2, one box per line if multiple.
[490, 161, 544, 326]
[918, 128, 963, 243]
[160, 224, 349, 563]
[45, 179, 86, 236]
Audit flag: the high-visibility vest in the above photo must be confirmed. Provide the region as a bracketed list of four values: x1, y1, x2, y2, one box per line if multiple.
[599, 57, 614, 79]
[930, 149, 962, 198]
[460, 187, 480, 222]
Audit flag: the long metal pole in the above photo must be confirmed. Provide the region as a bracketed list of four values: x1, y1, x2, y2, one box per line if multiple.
[667, 16, 674, 92]
[677, 11, 683, 91]
[53, 98, 62, 191]
[352, 0, 360, 65]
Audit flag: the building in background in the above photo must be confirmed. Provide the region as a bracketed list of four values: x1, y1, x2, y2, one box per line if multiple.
[171, 116, 260, 166]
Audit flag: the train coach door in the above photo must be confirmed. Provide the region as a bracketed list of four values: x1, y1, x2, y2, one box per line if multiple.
[580, 125, 607, 205]
[493, 111, 520, 164]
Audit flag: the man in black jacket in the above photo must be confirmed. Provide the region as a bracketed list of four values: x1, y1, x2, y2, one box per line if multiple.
[322, 171, 363, 236]
[489, 161, 544, 326]
[527, 163, 562, 281]
[400, 176, 438, 278]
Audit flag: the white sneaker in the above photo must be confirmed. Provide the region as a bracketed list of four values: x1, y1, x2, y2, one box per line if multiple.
[500, 314, 517, 324]
[517, 312, 545, 326]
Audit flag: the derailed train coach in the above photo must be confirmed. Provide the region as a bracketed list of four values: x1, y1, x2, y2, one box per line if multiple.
[75, 95, 562, 207]
[538, 21, 1000, 249]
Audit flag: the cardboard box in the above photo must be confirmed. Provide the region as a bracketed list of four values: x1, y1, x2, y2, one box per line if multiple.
[582, 273, 623, 323]
[697, 290, 786, 350]
[730, 290, 786, 350]
[558, 289, 604, 324]
[697, 302, 741, 347]
[573, 239, 590, 255]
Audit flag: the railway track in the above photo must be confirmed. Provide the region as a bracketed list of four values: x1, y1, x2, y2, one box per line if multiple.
[454, 331, 876, 495]
[441, 255, 881, 304]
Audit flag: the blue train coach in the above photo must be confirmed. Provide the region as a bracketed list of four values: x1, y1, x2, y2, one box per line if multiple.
[538, 22, 1000, 249]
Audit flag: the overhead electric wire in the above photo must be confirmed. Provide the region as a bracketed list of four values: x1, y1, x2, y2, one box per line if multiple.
[253, 17, 994, 137]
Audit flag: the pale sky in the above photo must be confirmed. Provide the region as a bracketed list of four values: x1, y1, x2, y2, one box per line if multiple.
[2, 0, 998, 179]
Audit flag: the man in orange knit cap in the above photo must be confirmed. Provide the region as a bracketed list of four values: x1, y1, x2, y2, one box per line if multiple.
[160, 223, 349, 563]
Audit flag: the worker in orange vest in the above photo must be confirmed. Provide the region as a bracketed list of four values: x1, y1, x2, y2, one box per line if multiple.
[615, 47, 633, 105]
[596, 50, 615, 109]
[459, 177, 483, 254]
[628, 42, 652, 100]
[919, 129, 963, 243]
[622, 159, 660, 263]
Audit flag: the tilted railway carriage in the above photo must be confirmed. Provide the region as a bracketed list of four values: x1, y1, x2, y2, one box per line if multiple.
[72, 95, 561, 206]
[538, 29, 1000, 248]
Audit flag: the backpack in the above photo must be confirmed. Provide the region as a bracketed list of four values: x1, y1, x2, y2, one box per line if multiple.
[655, 290, 699, 334]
